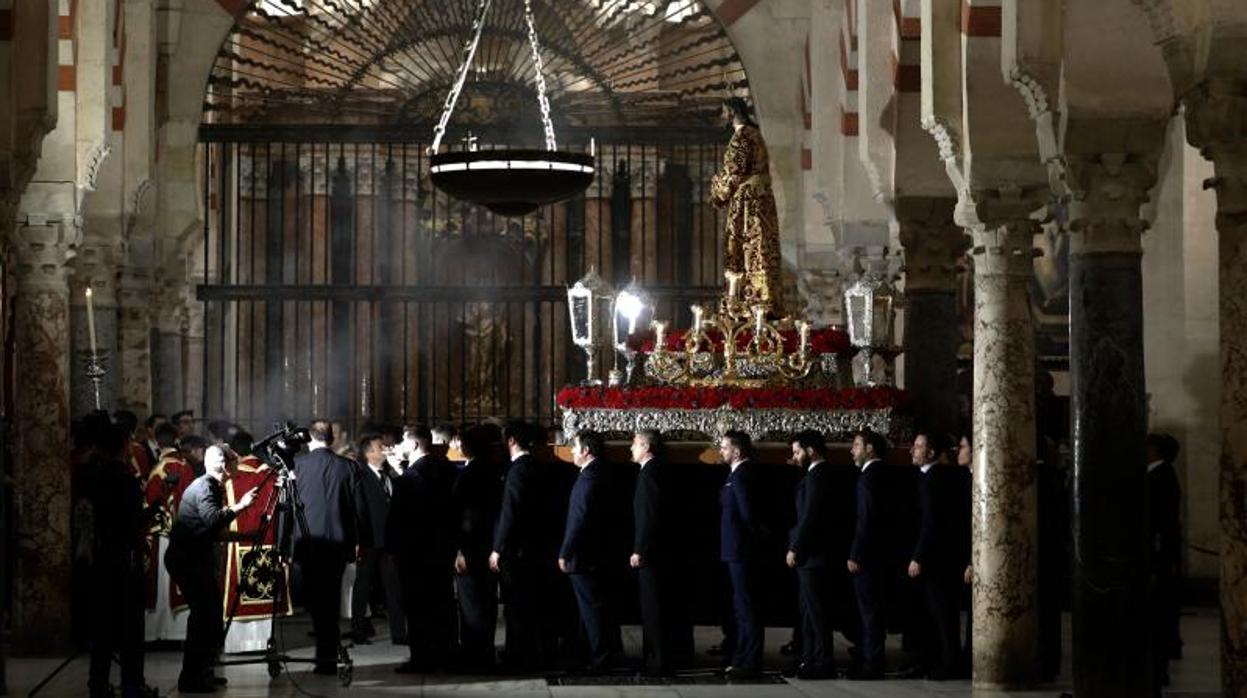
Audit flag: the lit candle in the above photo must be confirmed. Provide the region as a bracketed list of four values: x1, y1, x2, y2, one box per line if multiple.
[725, 271, 741, 299]
[651, 320, 667, 350]
[85, 286, 98, 355]
[627, 314, 637, 335]
[798, 320, 811, 354]
[590, 137, 596, 157]
[691, 305, 704, 334]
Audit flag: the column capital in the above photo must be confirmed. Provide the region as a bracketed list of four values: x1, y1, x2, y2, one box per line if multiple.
[896, 197, 968, 293]
[956, 183, 1049, 233]
[1184, 78, 1247, 217]
[8, 221, 80, 292]
[1065, 153, 1158, 255]
[970, 220, 1040, 278]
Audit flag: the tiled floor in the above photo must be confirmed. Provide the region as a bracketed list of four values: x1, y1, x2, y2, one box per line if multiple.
[4, 608, 1221, 697]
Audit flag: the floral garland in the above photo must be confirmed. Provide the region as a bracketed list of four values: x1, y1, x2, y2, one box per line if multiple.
[625, 326, 852, 355]
[556, 385, 909, 411]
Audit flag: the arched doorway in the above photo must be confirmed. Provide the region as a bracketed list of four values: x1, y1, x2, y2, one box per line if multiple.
[196, 0, 754, 431]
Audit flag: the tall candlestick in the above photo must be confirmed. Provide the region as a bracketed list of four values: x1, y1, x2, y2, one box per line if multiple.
[85, 286, 98, 355]
[691, 305, 704, 334]
[651, 320, 667, 350]
[798, 320, 811, 354]
[753, 305, 765, 336]
[725, 271, 741, 299]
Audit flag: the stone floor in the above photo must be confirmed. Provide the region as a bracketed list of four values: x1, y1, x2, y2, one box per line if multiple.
[4, 608, 1220, 697]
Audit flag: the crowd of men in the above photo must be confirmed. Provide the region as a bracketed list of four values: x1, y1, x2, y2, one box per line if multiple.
[69, 410, 1186, 696]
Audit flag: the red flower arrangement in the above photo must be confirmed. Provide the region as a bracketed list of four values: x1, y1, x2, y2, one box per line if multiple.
[556, 385, 909, 411]
[626, 327, 852, 355]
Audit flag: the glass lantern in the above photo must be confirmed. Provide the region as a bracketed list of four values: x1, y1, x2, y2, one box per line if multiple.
[609, 280, 653, 386]
[567, 267, 614, 385]
[843, 258, 899, 385]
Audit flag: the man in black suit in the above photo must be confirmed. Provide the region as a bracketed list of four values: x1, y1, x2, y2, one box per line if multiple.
[906, 433, 970, 680]
[289, 420, 360, 675]
[453, 426, 504, 670]
[490, 420, 576, 671]
[559, 430, 624, 672]
[785, 430, 838, 679]
[719, 430, 768, 678]
[386, 425, 459, 673]
[1147, 432, 1182, 688]
[630, 429, 689, 676]
[846, 429, 891, 680]
[350, 433, 405, 645]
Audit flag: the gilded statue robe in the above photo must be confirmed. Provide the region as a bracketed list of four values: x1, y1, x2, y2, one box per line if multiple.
[711, 124, 783, 313]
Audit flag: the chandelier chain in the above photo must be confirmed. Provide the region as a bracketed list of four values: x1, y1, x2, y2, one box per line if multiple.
[524, 0, 558, 151]
[429, 0, 494, 154]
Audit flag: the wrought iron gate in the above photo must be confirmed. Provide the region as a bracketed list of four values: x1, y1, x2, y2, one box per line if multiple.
[197, 124, 730, 434]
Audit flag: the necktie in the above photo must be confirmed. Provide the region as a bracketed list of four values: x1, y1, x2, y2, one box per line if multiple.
[381, 470, 392, 499]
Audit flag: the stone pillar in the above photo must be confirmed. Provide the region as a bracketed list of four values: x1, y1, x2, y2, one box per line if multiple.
[8, 218, 76, 653]
[1184, 78, 1247, 698]
[69, 244, 119, 416]
[117, 265, 154, 414]
[898, 197, 967, 436]
[968, 219, 1040, 687]
[184, 293, 204, 421]
[1065, 152, 1155, 695]
[152, 279, 186, 415]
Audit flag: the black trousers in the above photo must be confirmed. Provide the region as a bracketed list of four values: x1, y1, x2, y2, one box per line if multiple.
[89, 556, 145, 694]
[726, 561, 764, 670]
[637, 563, 690, 673]
[921, 565, 963, 676]
[797, 566, 835, 671]
[351, 548, 405, 641]
[833, 566, 862, 647]
[297, 556, 347, 668]
[456, 568, 498, 666]
[399, 558, 455, 666]
[853, 567, 887, 672]
[569, 571, 621, 670]
[166, 556, 224, 686]
[501, 556, 570, 670]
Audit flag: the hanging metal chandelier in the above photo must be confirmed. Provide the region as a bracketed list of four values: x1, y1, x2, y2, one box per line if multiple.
[428, 0, 596, 216]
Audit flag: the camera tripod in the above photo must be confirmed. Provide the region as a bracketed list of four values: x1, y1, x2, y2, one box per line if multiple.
[216, 436, 354, 687]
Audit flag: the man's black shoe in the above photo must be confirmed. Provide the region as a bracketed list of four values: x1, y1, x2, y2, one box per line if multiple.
[845, 667, 884, 680]
[796, 666, 838, 680]
[779, 641, 797, 656]
[312, 664, 338, 676]
[394, 660, 434, 674]
[780, 663, 803, 678]
[211, 675, 229, 685]
[723, 665, 762, 680]
[176, 680, 217, 694]
[898, 663, 928, 679]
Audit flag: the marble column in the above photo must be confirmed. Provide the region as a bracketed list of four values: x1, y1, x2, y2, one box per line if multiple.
[1065, 152, 1155, 695]
[8, 218, 76, 653]
[1184, 78, 1247, 698]
[69, 244, 120, 416]
[117, 265, 154, 415]
[968, 220, 1040, 688]
[898, 197, 967, 436]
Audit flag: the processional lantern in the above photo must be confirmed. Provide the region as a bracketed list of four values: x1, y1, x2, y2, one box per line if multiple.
[609, 280, 653, 386]
[567, 268, 614, 385]
[427, 0, 595, 216]
[842, 257, 900, 386]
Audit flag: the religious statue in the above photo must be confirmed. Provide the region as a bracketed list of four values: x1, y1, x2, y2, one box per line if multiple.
[711, 97, 784, 314]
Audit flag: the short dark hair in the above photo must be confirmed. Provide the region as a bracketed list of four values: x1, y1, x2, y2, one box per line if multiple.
[406, 425, 434, 452]
[171, 410, 194, 424]
[154, 422, 179, 449]
[145, 413, 167, 429]
[722, 430, 753, 457]
[459, 425, 493, 460]
[575, 430, 606, 458]
[1146, 432, 1180, 463]
[97, 423, 130, 459]
[207, 419, 238, 441]
[791, 429, 827, 456]
[229, 431, 254, 457]
[113, 410, 138, 435]
[309, 419, 334, 444]
[634, 429, 664, 458]
[503, 420, 536, 450]
[359, 432, 386, 455]
[855, 429, 889, 458]
[431, 422, 458, 442]
[914, 431, 950, 459]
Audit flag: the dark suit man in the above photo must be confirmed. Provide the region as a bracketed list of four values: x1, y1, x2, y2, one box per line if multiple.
[350, 433, 405, 645]
[452, 426, 504, 670]
[559, 430, 625, 672]
[846, 429, 892, 680]
[290, 421, 360, 674]
[1147, 433, 1183, 689]
[719, 430, 769, 678]
[785, 430, 838, 679]
[490, 421, 577, 671]
[386, 426, 459, 673]
[166, 446, 258, 692]
[906, 433, 971, 680]
[630, 429, 690, 675]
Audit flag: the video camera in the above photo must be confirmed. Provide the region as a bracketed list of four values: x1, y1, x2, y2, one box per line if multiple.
[254, 421, 311, 468]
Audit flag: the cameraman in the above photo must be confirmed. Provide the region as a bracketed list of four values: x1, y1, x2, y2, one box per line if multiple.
[164, 446, 258, 693]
